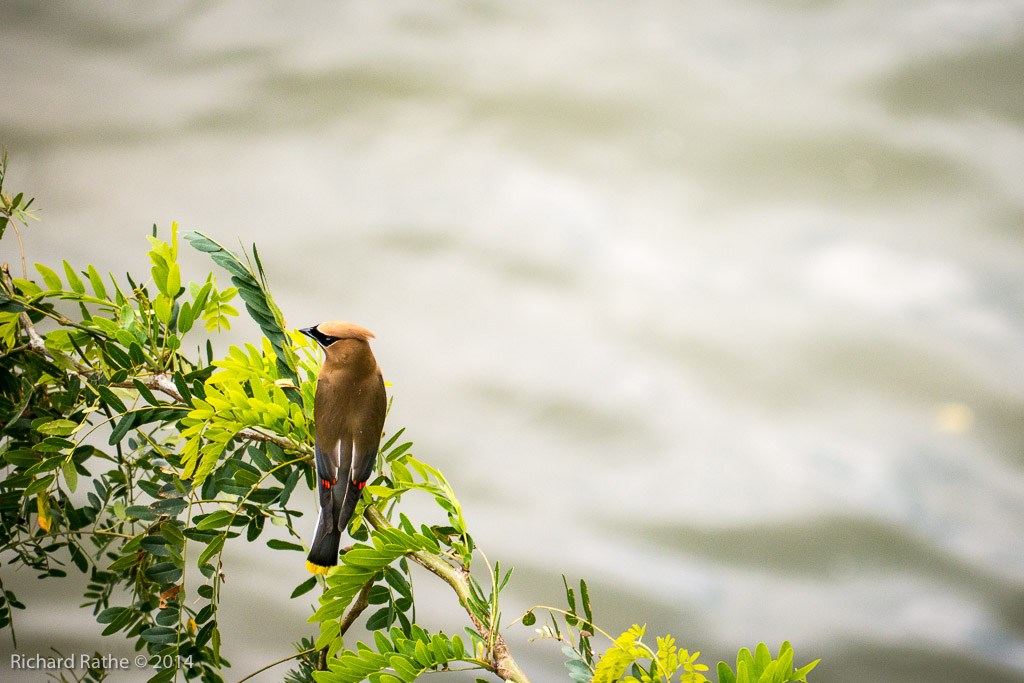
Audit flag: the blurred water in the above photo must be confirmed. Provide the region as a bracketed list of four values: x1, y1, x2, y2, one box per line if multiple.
[2, 1, 1024, 681]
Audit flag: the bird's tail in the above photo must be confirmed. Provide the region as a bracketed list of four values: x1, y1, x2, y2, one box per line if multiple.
[334, 477, 366, 536]
[306, 505, 342, 575]
[305, 476, 369, 575]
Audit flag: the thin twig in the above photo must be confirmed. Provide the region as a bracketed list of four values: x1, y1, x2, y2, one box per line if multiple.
[235, 647, 314, 683]
[7, 219, 28, 279]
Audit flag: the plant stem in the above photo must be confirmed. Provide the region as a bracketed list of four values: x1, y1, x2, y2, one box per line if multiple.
[364, 505, 531, 683]
[236, 648, 314, 683]
[317, 574, 376, 670]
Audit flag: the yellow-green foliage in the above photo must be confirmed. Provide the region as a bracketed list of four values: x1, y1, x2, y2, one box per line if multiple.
[592, 625, 708, 683]
[716, 642, 819, 683]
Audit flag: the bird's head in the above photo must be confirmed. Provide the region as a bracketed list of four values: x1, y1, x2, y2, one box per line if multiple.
[299, 321, 375, 349]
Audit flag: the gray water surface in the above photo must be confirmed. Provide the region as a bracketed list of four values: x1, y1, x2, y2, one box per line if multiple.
[2, 2, 1024, 682]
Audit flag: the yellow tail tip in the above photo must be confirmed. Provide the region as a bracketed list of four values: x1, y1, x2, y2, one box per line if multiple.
[306, 560, 332, 575]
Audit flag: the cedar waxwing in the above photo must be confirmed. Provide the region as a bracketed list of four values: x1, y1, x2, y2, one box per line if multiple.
[299, 321, 387, 574]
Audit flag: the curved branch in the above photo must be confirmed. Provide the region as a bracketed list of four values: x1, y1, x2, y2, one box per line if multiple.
[317, 577, 375, 671]
[2, 264, 45, 354]
[110, 373, 314, 465]
[363, 505, 530, 683]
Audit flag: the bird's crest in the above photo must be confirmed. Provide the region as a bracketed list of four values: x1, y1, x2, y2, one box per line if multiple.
[316, 321, 375, 341]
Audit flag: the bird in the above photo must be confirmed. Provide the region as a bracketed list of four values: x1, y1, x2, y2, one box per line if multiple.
[299, 321, 387, 575]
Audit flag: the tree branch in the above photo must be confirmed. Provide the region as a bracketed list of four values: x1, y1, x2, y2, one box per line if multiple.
[108, 374, 313, 464]
[338, 576, 376, 637]
[2, 263, 45, 355]
[363, 505, 530, 683]
[117, 373, 184, 402]
[318, 577, 375, 671]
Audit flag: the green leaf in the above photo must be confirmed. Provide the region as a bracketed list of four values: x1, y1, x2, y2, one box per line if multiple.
[140, 626, 178, 644]
[195, 510, 233, 530]
[96, 606, 129, 624]
[145, 667, 177, 683]
[173, 372, 193, 405]
[141, 536, 171, 557]
[34, 263, 62, 290]
[232, 468, 260, 488]
[792, 659, 820, 681]
[197, 534, 225, 567]
[108, 412, 136, 445]
[498, 565, 514, 592]
[191, 282, 212, 313]
[155, 607, 179, 627]
[252, 243, 266, 283]
[177, 300, 194, 333]
[103, 342, 133, 370]
[4, 449, 38, 468]
[291, 576, 317, 599]
[754, 643, 771, 677]
[580, 579, 593, 624]
[365, 606, 393, 632]
[145, 562, 183, 585]
[267, 539, 304, 552]
[390, 655, 421, 680]
[246, 444, 270, 471]
[153, 294, 173, 325]
[186, 230, 299, 386]
[161, 522, 186, 547]
[127, 341, 146, 366]
[210, 251, 250, 279]
[62, 261, 85, 294]
[133, 379, 160, 406]
[380, 427, 405, 454]
[776, 646, 794, 680]
[383, 567, 412, 601]
[101, 606, 137, 636]
[87, 265, 108, 299]
[36, 419, 78, 436]
[61, 459, 78, 493]
[166, 264, 181, 297]
[0, 296, 26, 313]
[315, 619, 340, 651]
[184, 233, 220, 252]
[565, 659, 592, 683]
[96, 385, 128, 413]
[125, 505, 157, 521]
[25, 474, 55, 497]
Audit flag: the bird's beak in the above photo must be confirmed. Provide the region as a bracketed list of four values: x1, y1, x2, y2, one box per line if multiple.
[299, 326, 317, 340]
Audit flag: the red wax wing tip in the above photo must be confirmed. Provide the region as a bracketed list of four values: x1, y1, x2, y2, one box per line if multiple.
[355, 480, 366, 490]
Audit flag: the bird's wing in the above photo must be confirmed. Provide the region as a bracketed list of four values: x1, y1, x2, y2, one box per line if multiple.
[348, 372, 386, 486]
[313, 437, 341, 516]
[336, 374, 387, 531]
[334, 436, 380, 534]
